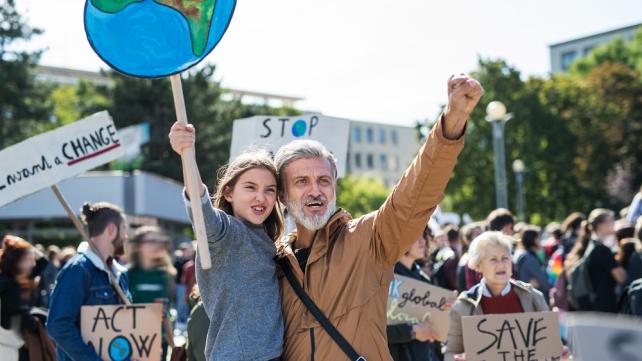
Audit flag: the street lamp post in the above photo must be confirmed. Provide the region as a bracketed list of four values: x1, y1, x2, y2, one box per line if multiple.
[486, 101, 512, 209]
[512, 159, 526, 221]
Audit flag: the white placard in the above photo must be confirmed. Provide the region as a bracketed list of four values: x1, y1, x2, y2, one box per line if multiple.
[0, 111, 123, 207]
[568, 313, 642, 361]
[229, 114, 350, 177]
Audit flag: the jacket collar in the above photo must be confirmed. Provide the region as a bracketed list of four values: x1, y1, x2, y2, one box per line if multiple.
[461, 279, 531, 308]
[77, 241, 127, 280]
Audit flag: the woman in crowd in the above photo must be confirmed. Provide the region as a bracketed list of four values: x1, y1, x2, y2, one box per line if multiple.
[565, 208, 626, 312]
[127, 226, 176, 360]
[388, 226, 454, 361]
[456, 222, 483, 292]
[514, 227, 552, 298]
[0, 235, 39, 361]
[445, 231, 549, 361]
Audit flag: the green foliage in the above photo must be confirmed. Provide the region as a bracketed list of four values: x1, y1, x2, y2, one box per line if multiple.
[0, 0, 52, 149]
[337, 176, 390, 218]
[443, 36, 642, 224]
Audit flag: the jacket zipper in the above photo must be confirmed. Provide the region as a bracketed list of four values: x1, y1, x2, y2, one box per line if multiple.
[309, 328, 315, 361]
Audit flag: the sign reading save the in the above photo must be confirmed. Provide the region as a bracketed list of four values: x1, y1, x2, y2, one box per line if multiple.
[462, 311, 563, 361]
[81, 303, 162, 361]
[0, 111, 123, 207]
[387, 275, 453, 342]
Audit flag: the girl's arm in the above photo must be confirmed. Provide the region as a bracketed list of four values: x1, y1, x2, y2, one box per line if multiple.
[169, 122, 206, 197]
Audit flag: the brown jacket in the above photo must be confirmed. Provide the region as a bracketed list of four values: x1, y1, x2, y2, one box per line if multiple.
[277, 117, 465, 361]
[444, 280, 550, 361]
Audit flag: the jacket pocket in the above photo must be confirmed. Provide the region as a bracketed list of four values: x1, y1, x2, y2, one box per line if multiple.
[89, 285, 116, 304]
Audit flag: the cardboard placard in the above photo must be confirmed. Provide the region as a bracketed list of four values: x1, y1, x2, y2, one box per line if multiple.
[81, 303, 162, 361]
[386, 274, 453, 341]
[0, 111, 123, 207]
[568, 313, 642, 361]
[229, 115, 351, 177]
[462, 311, 563, 361]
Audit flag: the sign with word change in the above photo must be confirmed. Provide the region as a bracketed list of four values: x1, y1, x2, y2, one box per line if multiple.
[0, 111, 123, 207]
[462, 311, 563, 361]
[568, 313, 642, 361]
[387, 275, 453, 342]
[229, 115, 351, 177]
[81, 303, 162, 361]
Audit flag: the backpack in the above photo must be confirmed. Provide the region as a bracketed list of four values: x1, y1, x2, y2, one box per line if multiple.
[618, 278, 642, 316]
[566, 240, 596, 310]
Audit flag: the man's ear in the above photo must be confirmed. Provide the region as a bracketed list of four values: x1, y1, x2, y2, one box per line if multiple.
[106, 222, 117, 238]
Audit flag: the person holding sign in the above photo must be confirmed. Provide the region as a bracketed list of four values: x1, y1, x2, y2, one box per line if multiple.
[387, 226, 456, 361]
[168, 128, 285, 361]
[47, 202, 131, 361]
[273, 75, 482, 360]
[444, 231, 550, 361]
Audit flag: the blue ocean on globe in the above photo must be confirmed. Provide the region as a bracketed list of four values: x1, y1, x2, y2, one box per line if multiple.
[84, 0, 236, 78]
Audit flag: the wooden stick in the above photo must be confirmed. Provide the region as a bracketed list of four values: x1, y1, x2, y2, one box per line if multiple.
[169, 74, 212, 270]
[50, 184, 131, 305]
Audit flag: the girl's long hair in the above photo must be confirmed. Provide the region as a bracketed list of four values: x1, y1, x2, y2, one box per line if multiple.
[212, 149, 284, 242]
[565, 208, 613, 269]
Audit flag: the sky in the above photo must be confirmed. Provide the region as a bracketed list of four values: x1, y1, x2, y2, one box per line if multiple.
[15, 0, 642, 126]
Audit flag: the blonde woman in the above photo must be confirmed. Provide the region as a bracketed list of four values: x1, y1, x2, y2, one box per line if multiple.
[445, 231, 549, 361]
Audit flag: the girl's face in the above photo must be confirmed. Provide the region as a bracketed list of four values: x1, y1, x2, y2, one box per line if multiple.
[18, 249, 36, 276]
[225, 168, 278, 225]
[476, 245, 512, 290]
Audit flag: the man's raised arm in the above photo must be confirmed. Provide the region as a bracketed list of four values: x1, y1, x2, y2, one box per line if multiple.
[369, 75, 483, 266]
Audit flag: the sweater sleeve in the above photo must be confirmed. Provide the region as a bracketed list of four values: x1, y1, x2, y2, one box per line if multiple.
[183, 187, 238, 244]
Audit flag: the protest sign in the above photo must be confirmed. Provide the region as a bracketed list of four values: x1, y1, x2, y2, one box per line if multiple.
[386, 274, 453, 341]
[229, 115, 351, 177]
[568, 313, 642, 361]
[0, 111, 123, 207]
[462, 311, 563, 361]
[81, 303, 162, 361]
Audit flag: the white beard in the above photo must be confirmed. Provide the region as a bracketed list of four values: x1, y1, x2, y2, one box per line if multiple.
[286, 196, 336, 231]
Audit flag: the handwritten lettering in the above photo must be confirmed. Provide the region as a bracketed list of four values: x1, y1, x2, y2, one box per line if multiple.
[476, 317, 548, 355]
[397, 287, 447, 311]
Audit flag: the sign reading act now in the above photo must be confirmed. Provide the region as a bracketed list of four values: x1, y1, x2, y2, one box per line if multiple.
[81, 303, 162, 361]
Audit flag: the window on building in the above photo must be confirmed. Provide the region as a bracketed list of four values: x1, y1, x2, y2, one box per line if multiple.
[391, 129, 398, 145]
[561, 50, 578, 71]
[353, 127, 362, 143]
[583, 45, 594, 56]
[378, 128, 386, 144]
[355, 153, 362, 168]
[346, 152, 351, 171]
[379, 154, 388, 171]
[366, 128, 374, 144]
[367, 154, 374, 169]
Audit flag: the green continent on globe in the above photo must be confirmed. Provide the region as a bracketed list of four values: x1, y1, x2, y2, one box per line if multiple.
[153, 0, 217, 57]
[91, 0, 143, 13]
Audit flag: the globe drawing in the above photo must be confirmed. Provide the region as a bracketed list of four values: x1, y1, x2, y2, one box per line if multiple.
[108, 335, 132, 361]
[84, 0, 236, 78]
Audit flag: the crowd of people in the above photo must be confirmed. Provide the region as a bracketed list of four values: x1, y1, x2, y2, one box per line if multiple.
[0, 74, 640, 361]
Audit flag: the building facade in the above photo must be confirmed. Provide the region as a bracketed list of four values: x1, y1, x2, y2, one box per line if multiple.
[346, 120, 420, 188]
[550, 23, 641, 73]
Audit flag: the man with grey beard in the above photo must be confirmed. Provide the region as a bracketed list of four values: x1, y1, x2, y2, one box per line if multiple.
[273, 74, 483, 361]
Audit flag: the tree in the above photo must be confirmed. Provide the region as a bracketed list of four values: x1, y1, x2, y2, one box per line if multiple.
[0, 0, 52, 148]
[337, 176, 390, 218]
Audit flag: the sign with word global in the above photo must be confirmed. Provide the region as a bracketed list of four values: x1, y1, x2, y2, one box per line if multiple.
[81, 303, 162, 361]
[0, 111, 123, 207]
[462, 311, 563, 361]
[387, 275, 453, 341]
[229, 115, 350, 177]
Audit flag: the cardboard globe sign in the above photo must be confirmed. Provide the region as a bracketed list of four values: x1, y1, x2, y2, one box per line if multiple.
[84, 0, 236, 77]
[84, 0, 238, 269]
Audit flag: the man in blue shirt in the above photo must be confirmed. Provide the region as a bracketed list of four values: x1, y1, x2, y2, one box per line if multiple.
[47, 202, 131, 361]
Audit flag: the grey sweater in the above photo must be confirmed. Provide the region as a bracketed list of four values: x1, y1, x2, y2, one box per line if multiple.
[185, 189, 284, 361]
